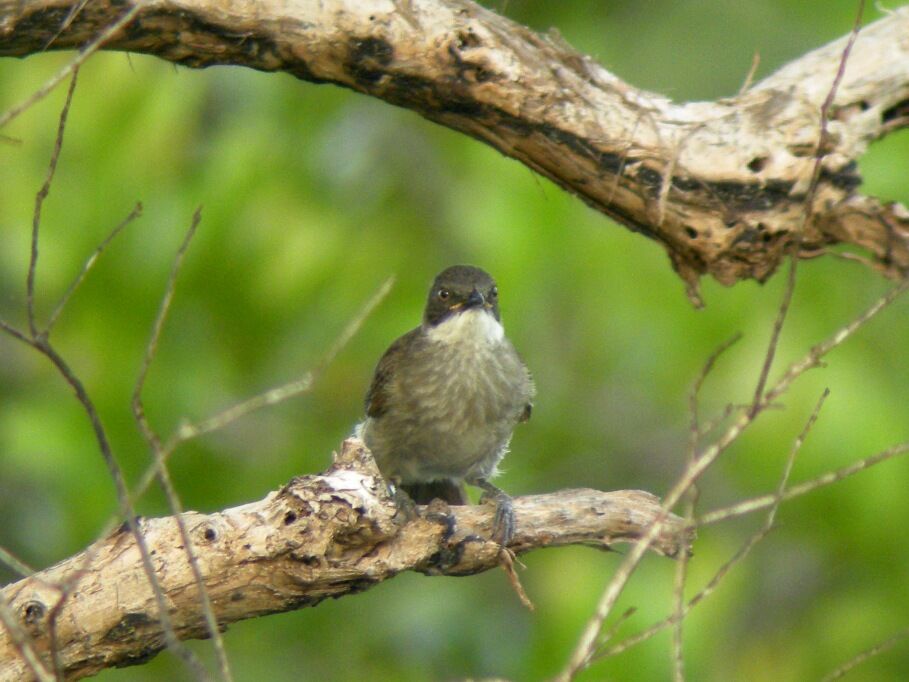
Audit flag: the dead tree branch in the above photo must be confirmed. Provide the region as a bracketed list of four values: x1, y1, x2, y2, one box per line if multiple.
[0, 439, 692, 681]
[2, 0, 908, 300]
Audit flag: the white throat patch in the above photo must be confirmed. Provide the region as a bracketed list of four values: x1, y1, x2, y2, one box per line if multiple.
[426, 308, 505, 346]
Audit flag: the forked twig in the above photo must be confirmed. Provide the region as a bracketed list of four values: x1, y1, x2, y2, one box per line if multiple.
[559, 270, 904, 679]
[129, 275, 395, 503]
[599, 389, 829, 661]
[749, 0, 865, 418]
[131, 208, 234, 682]
[120, 270, 394, 675]
[671, 332, 741, 680]
[559, 9, 873, 672]
[33, 341, 209, 678]
[0, 51, 207, 679]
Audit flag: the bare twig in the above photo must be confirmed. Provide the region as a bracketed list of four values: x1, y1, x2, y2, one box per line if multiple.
[671, 332, 741, 680]
[129, 275, 395, 503]
[670, 489, 693, 682]
[3, 54, 208, 678]
[765, 278, 909, 405]
[46, 202, 143, 334]
[132, 208, 233, 682]
[34, 342, 209, 679]
[0, 547, 33, 579]
[133, 208, 201, 402]
[738, 51, 761, 95]
[820, 627, 909, 681]
[498, 550, 534, 611]
[559, 15, 877, 667]
[749, 0, 864, 417]
[44, 0, 92, 51]
[689, 333, 742, 437]
[561, 262, 905, 680]
[27, 68, 79, 338]
[0, 318, 31, 345]
[600, 389, 829, 661]
[699, 439, 909, 527]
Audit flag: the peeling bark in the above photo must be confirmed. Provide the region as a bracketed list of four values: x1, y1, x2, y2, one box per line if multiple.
[0, 439, 691, 680]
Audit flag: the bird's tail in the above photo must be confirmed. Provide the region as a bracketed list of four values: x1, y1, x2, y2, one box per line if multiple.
[402, 480, 468, 505]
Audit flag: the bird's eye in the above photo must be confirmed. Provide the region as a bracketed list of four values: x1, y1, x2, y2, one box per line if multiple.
[488, 286, 498, 300]
[437, 288, 450, 300]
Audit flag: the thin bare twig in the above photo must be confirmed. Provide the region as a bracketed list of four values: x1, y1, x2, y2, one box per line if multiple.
[5, 53, 208, 678]
[689, 333, 742, 437]
[670, 487, 694, 682]
[738, 51, 761, 95]
[564, 267, 904, 679]
[498, 550, 534, 611]
[129, 275, 395, 503]
[46, 202, 143, 334]
[558, 14, 875, 666]
[699, 439, 909, 527]
[0, 546, 34, 578]
[35, 341, 210, 679]
[748, 0, 865, 418]
[133, 208, 201, 402]
[820, 627, 909, 681]
[672, 332, 741, 681]
[44, 0, 92, 51]
[27, 68, 79, 338]
[764, 278, 909, 406]
[132, 208, 234, 682]
[694, 402, 737, 442]
[0, 318, 31, 345]
[600, 389, 829, 661]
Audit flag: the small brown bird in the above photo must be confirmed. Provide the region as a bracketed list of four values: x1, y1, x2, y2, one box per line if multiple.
[356, 265, 534, 543]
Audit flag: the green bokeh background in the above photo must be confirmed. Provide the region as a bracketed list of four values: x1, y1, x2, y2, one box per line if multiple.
[2, 1, 908, 680]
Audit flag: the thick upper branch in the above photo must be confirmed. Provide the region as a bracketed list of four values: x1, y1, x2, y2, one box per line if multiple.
[2, 0, 908, 297]
[0, 439, 691, 681]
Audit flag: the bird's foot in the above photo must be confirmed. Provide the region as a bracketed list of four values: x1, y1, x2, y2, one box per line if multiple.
[475, 479, 515, 546]
[387, 477, 418, 523]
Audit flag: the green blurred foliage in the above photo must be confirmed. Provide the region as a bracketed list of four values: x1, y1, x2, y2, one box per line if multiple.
[2, 1, 908, 680]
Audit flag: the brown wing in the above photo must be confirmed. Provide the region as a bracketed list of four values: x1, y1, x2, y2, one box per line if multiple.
[365, 327, 421, 418]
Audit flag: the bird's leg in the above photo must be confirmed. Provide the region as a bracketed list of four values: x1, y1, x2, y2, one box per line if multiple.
[474, 479, 515, 546]
[386, 476, 419, 523]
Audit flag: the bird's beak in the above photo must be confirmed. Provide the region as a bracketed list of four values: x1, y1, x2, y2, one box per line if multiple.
[464, 288, 485, 309]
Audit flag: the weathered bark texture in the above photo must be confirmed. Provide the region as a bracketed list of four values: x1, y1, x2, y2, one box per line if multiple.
[2, 0, 908, 301]
[0, 439, 691, 681]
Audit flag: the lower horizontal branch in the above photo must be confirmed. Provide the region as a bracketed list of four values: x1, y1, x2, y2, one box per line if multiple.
[0, 439, 692, 680]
